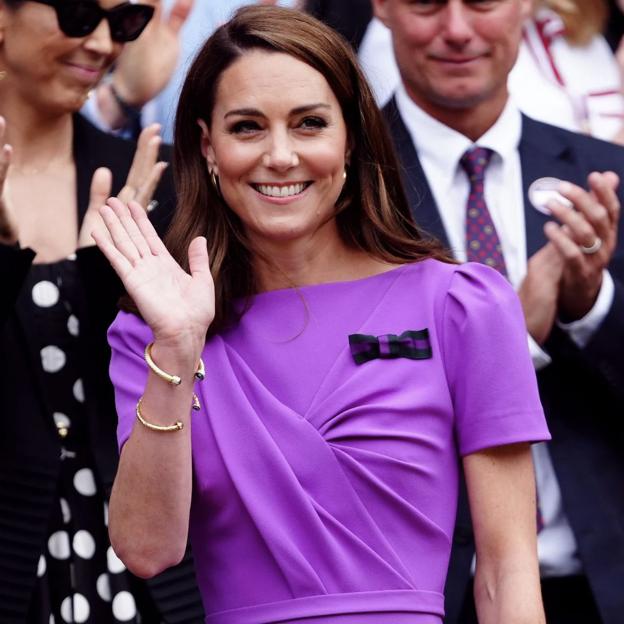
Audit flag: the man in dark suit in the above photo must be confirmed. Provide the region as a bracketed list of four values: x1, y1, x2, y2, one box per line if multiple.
[373, 0, 624, 623]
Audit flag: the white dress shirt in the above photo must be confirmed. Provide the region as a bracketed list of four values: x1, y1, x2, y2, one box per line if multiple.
[395, 84, 615, 576]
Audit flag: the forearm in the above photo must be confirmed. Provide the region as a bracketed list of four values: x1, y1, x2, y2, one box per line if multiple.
[465, 445, 546, 624]
[108, 338, 202, 578]
[474, 563, 545, 624]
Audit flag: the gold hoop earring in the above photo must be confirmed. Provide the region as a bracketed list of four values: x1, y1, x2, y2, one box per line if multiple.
[209, 169, 222, 198]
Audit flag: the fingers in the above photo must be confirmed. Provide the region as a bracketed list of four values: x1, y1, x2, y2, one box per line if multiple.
[127, 200, 169, 256]
[118, 124, 162, 205]
[0, 143, 11, 190]
[89, 167, 113, 208]
[588, 171, 620, 225]
[167, 0, 194, 34]
[547, 198, 600, 249]
[77, 167, 114, 248]
[0, 116, 12, 191]
[91, 220, 133, 280]
[544, 222, 584, 263]
[134, 161, 168, 208]
[187, 236, 210, 278]
[551, 175, 616, 248]
[105, 197, 153, 260]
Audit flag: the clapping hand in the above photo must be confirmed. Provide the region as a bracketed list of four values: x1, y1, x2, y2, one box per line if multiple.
[518, 242, 564, 345]
[0, 116, 17, 245]
[78, 124, 167, 248]
[544, 171, 620, 320]
[92, 198, 215, 345]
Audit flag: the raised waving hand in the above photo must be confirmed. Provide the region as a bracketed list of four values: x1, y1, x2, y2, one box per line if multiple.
[92, 198, 215, 343]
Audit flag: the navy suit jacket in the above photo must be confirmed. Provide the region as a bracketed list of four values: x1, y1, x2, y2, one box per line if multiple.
[384, 97, 624, 624]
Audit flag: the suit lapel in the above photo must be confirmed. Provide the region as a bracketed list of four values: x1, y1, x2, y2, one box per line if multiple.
[383, 98, 451, 248]
[386, 103, 585, 261]
[519, 115, 579, 259]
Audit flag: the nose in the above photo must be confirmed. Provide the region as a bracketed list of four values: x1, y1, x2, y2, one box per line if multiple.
[442, 0, 474, 46]
[82, 18, 116, 56]
[262, 128, 299, 171]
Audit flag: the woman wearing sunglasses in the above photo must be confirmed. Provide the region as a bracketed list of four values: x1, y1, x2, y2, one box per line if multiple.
[0, 1, 203, 622]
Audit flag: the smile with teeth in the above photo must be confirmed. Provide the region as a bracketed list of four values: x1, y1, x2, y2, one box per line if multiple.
[253, 182, 310, 198]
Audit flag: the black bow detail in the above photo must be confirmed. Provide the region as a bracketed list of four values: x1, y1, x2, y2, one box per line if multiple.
[348, 329, 432, 365]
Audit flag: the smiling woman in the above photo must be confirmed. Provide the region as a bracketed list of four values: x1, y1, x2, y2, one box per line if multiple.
[96, 5, 549, 624]
[0, 0, 203, 622]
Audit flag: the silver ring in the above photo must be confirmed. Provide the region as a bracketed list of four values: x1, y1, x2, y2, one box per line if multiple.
[579, 237, 602, 254]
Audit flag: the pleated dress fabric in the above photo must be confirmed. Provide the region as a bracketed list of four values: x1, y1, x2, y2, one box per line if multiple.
[109, 259, 551, 624]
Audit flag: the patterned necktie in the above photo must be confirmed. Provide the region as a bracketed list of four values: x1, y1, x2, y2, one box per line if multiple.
[460, 147, 508, 276]
[461, 146, 544, 531]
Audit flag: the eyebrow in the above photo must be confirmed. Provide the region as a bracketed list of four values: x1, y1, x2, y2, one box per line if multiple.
[224, 103, 332, 119]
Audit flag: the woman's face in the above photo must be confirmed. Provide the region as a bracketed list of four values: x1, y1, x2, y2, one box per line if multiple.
[201, 50, 350, 252]
[0, 0, 124, 113]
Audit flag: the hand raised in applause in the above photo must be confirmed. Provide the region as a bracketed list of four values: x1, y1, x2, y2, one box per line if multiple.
[92, 198, 215, 346]
[518, 242, 564, 345]
[0, 116, 17, 245]
[78, 124, 168, 248]
[544, 171, 620, 321]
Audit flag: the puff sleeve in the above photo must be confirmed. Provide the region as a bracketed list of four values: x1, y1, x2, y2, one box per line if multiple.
[439, 263, 551, 456]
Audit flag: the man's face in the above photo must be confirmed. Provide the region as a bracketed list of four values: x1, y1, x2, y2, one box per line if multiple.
[374, 0, 531, 115]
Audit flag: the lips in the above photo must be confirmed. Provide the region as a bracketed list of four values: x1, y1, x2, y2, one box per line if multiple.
[432, 56, 481, 64]
[64, 61, 104, 84]
[430, 52, 487, 65]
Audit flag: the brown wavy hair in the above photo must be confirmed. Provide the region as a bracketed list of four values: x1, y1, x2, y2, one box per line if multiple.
[165, 5, 450, 336]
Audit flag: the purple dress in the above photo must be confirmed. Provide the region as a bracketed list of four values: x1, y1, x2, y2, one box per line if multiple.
[108, 260, 550, 624]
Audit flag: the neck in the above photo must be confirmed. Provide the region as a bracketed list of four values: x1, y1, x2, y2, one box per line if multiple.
[406, 87, 509, 142]
[250, 224, 387, 293]
[0, 94, 74, 171]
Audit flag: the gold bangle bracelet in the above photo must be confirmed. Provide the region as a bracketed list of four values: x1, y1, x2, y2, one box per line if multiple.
[135, 397, 184, 432]
[144, 342, 206, 386]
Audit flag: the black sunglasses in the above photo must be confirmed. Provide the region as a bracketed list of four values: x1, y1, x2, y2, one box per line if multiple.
[29, 0, 155, 43]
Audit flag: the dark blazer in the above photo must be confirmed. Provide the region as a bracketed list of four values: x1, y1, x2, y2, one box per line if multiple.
[305, 0, 373, 50]
[0, 114, 204, 623]
[383, 97, 624, 624]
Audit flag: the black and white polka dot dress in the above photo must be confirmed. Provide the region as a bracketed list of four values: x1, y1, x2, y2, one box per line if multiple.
[24, 259, 144, 624]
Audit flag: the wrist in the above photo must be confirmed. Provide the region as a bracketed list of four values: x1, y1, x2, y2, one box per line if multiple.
[96, 82, 142, 131]
[110, 81, 144, 119]
[559, 284, 601, 322]
[151, 334, 205, 370]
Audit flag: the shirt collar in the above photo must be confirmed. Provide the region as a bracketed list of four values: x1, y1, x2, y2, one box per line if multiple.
[395, 82, 522, 184]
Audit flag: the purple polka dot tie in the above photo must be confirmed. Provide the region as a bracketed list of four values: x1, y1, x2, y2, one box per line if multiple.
[460, 147, 508, 277]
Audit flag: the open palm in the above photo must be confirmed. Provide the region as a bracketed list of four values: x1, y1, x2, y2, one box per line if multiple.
[92, 198, 214, 342]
